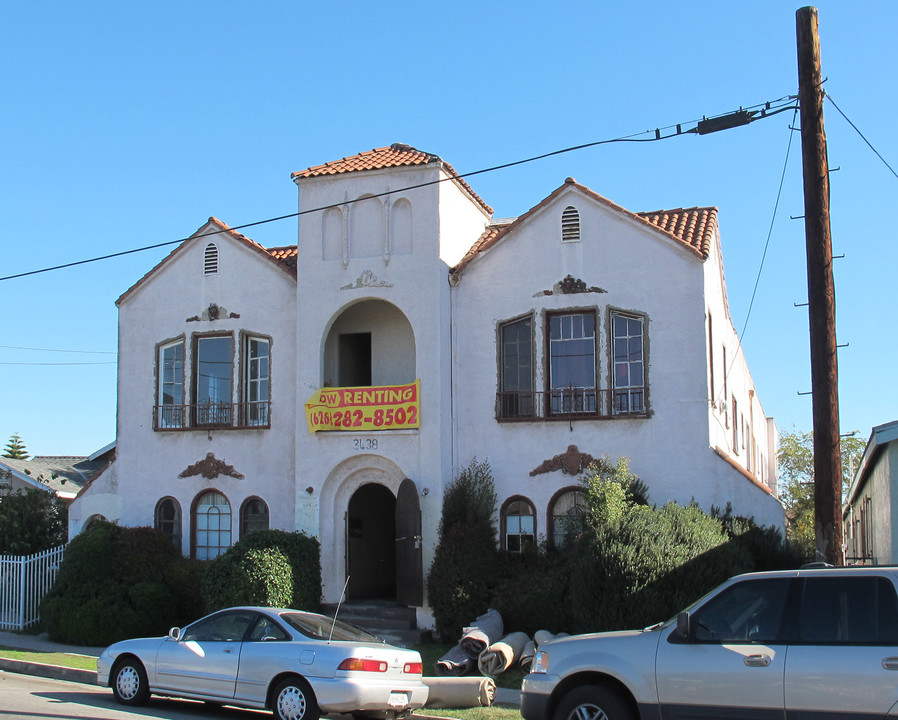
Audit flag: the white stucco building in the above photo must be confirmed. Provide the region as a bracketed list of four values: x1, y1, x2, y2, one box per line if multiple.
[70, 143, 783, 621]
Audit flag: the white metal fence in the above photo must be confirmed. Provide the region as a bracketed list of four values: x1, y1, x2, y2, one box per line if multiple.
[0, 545, 66, 631]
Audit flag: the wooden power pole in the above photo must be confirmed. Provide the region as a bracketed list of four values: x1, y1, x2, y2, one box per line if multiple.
[796, 6, 843, 565]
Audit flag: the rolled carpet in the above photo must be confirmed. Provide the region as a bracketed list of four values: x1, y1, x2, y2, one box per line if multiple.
[459, 608, 504, 655]
[435, 642, 477, 676]
[423, 676, 496, 708]
[477, 631, 530, 678]
[519, 639, 535, 672]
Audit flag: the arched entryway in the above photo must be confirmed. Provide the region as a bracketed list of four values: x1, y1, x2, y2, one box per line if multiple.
[347, 483, 396, 599]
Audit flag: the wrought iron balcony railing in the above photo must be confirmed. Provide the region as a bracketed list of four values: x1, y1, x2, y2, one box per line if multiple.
[153, 401, 270, 431]
[496, 387, 647, 421]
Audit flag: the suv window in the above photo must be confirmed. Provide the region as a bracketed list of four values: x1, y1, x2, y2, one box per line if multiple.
[798, 576, 898, 644]
[692, 578, 789, 643]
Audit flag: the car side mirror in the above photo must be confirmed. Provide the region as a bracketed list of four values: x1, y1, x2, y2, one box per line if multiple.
[675, 612, 692, 641]
[168, 627, 182, 641]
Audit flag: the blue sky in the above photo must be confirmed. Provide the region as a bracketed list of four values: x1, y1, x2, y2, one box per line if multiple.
[1, 1, 894, 456]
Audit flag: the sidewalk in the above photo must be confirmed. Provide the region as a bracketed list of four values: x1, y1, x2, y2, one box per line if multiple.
[0, 630, 100, 685]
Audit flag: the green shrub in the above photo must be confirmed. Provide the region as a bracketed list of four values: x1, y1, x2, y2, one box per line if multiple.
[0, 489, 67, 555]
[427, 459, 499, 641]
[201, 529, 321, 613]
[41, 521, 202, 646]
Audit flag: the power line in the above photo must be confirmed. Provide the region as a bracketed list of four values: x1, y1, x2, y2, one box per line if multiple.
[0, 361, 116, 366]
[0, 94, 797, 283]
[824, 91, 898, 181]
[739, 104, 801, 341]
[0, 344, 116, 355]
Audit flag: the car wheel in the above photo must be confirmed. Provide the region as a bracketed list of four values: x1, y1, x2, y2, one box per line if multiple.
[110, 657, 150, 706]
[272, 676, 320, 720]
[553, 685, 632, 720]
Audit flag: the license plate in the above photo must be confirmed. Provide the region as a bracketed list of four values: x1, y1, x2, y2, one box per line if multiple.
[388, 692, 409, 708]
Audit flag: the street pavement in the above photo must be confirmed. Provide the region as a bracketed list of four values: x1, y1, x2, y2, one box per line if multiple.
[0, 629, 521, 706]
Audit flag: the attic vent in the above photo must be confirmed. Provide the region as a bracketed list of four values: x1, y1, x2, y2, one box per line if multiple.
[561, 206, 580, 242]
[204, 243, 219, 275]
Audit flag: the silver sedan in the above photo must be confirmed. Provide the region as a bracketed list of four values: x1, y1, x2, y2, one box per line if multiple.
[96, 606, 428, 720]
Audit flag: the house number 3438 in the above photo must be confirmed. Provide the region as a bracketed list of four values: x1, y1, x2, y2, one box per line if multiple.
[353, 438, 378, 451]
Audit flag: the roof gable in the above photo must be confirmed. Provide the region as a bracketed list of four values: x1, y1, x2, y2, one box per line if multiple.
[117, 217, 297, 306]
[452, 178, 717, 274]
[291, 143, 493, 217]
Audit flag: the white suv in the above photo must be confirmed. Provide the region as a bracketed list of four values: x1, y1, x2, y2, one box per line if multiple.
[521, 566, 898, 720]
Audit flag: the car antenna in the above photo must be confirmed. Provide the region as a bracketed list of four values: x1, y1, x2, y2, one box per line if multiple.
[328, 575, 351, 644]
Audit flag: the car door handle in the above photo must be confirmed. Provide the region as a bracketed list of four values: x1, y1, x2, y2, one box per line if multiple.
[224, 648, 233, 654]
[882, 657, 898, 670]
[744, 654, 771, 667]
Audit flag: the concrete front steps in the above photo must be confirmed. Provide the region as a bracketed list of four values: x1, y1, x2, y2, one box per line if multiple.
[322, 599, 422, 647]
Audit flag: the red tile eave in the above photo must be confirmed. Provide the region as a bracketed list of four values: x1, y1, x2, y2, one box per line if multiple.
[452, 180, 716, 275]
[116, 218, 296, 306]
[291, 144, 493, 217]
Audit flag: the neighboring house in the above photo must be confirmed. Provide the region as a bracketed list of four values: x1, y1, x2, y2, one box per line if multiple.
[69, 143, 783, 625]
[0, 444, 113, 502]
[844, 420, 898, 564]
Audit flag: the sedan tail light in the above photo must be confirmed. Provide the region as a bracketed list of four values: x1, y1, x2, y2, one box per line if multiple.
[403, 662, 423, 674]
[338, 658, 388, 672]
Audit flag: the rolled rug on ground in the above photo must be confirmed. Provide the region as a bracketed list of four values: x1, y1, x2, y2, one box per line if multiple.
[459, 608, 504, 655]
[423, 676, 496, 708]
[434, 642, 477, 676]
[477, 631, 530, 677]
[533, 629, 557, 647]
[518, 639, 535, 672]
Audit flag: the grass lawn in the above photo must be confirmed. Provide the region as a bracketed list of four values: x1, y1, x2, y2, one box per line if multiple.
[0, 646, 97, 671]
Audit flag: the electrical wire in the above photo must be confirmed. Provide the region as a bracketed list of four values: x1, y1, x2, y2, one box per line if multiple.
[825, 92, 898, 181]
[0, 344, 116, 355]
[739, 104, 800, 341]
[0, 94, 797, 283]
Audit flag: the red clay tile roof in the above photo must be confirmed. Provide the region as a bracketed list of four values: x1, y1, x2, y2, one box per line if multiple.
[291, 143, 493, 216]
[117, 218, 296, 305]
[452, 179, 717, 274]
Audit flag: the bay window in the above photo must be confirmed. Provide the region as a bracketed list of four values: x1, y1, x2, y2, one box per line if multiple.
[549, 311, 597, 414]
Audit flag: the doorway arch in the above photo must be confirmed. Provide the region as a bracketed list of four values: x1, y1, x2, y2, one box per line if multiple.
[347, 483, 396, 599]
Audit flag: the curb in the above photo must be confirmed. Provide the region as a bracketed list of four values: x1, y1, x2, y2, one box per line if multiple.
[0, 658, 97, 685]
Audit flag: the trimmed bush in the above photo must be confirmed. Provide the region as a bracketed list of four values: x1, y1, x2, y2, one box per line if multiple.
[41, 521, 203, 646]
[201, 529, 321, 613]
[427, 458, 500, 640]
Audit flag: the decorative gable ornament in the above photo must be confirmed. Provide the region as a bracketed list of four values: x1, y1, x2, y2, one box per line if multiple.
[535, 275, 606, 297]
[186, 303, 241, 322]
[530, 445, 597, 477]
[178, 453, 245, 480]
[341, 270, 393, 290]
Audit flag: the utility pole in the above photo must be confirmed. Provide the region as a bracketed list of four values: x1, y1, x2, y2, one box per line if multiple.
[796, 6, 843, 565]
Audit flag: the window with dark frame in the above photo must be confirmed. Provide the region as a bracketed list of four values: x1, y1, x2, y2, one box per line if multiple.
[157, 340, 185, 428]
[549, 312, 597, 414]
[193, 490, 232, 560]
[194, 336, 234, 426]
[551, 489, 588, 547]
[154, 497, 182, 549]
[504, 499, 535, 553]
[611, 312, 645, 414]
[240, 497, 270, 537]
[499, 316, 533, 418]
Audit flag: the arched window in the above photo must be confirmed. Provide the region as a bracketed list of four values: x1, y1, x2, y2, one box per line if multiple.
[501, 497, 535, 553]
[155, 497, 182, 549]
[550, 488, 588, 547]
[192, 490, 231, 560]
[561, 206, 581, 242]
[240, 497, 270, 538]
[83, 514, 108, 532]
[204, 243, 219, 275]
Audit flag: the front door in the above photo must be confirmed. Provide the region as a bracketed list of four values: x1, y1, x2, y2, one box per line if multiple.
[347, 483, 396, 599]
[395, 478, 423, 606]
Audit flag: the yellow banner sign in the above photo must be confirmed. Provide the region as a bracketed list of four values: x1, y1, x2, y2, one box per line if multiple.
[305, 380, 421, 433]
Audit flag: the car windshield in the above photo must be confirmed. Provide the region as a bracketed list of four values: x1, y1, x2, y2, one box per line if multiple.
[279, 612, 382, 642]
